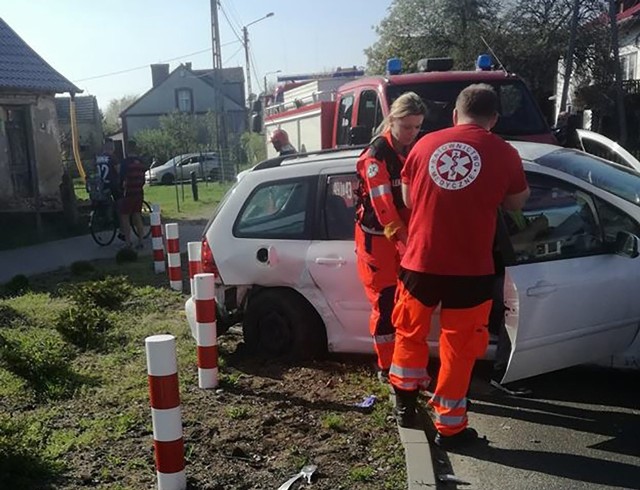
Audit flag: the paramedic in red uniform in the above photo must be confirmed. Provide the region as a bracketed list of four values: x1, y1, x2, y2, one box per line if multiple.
[390, 84, 530, 449]
[354, 92, 426, 381]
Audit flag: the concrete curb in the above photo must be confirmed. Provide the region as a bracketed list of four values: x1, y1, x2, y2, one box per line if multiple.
[389, 392, 437, 489]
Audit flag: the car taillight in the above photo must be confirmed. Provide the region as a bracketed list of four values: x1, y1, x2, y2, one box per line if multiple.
[201, 237, 219, 276]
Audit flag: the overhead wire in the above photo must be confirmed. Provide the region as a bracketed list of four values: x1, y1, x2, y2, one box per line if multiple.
[218, 1, 244, 44]
[73, 41, 240, 83]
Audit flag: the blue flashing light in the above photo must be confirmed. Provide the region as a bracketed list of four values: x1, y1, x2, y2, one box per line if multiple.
[476, 54, 492, 71]
[386, 58, 402, 75]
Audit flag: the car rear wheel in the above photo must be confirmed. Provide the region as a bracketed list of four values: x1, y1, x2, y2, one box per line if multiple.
[243, 288, 327, 360]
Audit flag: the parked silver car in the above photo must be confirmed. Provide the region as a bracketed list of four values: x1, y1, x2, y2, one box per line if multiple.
[146, 152, 221, 185]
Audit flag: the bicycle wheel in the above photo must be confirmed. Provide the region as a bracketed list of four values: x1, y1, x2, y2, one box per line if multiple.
[90, 204, 117, 246]
[132, 200, 153, 239]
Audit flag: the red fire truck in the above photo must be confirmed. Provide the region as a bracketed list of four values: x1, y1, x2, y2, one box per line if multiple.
[258, 56, 557, 158]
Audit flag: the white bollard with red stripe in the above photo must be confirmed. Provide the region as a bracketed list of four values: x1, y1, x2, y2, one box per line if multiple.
[165, 223, 182, 291]
[145, 334, 186, 490]
[187, 242, 203, 297]
[194, 273, 218, 389]
[151, 205, 165, 274]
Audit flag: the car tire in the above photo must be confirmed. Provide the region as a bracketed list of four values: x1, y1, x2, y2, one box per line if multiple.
[161, 173, 175, 185]
[243, 288, 327, 360]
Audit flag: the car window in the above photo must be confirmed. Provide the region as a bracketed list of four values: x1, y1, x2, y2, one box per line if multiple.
[508, 176, 604, 263]
[234, 178, 312, 239]
[336, 94, 354, 146]
[325, 174, 358, 240]
[357, 90, 383, 141]
[580, 138, 633, 169]
[594, 197, 640, 244]
[536, 148, 640, 206]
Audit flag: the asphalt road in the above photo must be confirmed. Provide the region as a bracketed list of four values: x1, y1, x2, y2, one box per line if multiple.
[430, 364, 640, 490]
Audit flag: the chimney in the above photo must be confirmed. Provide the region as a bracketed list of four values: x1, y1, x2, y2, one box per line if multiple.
[185, 62, 192, 71]
[150, 64, 170, 88]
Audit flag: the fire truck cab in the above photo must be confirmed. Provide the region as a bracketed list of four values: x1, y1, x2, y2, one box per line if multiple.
[259, 56, 557, 158]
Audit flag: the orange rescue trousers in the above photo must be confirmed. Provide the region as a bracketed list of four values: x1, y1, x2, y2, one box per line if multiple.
[355, 226, 400, 371]
[390, 270, 492, 436]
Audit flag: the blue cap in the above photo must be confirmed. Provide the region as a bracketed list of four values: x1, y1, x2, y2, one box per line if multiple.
[476, 54, 492, 71]
[386, 58, 402, 75]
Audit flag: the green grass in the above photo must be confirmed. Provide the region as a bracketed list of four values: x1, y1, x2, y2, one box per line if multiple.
[74, 180, 232, 221]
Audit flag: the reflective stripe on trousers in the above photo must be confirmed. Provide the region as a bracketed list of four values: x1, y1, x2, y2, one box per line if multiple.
[390, 280, 492, 436]
[355, 226, 400, 370]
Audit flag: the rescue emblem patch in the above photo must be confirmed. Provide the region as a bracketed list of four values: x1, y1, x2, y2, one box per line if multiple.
[429, 142, 481, 190]
[367, 163, 379, 178]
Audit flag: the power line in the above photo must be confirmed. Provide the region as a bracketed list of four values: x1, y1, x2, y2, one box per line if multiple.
[72, 42, 240, 82]
[218, 1, 243, 44]
[225, 45, 245, 66]
[220, 0, 243, 33]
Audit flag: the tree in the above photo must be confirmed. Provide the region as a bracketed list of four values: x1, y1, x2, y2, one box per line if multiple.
[364, 0, 502, 74]
[102, 94, 139, 135]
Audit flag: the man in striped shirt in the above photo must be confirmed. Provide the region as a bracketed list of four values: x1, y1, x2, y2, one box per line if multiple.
[118, 140, 146, 249]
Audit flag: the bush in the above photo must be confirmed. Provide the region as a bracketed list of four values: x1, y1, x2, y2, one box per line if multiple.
[0, 304, 22, 328]
[66, 276, 132, 310]
[70, 260, 96, 276]
[0, 329, 75, 397]
[0, 415, 62, 487]
[3, 275, 30, 297]
[55, 304, 114, 351]
[115, 247, 138, 264]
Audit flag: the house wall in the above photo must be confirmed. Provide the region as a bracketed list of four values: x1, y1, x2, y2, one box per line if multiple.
[0, 94, 64, 210]
[123, 66, 247, 141]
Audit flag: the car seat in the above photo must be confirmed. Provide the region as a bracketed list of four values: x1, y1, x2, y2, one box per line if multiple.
[325, 194, 355, 240]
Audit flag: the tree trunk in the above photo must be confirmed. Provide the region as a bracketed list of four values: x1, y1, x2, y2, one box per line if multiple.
[609, 0, 628, 145]
[559, 0, 580, 116]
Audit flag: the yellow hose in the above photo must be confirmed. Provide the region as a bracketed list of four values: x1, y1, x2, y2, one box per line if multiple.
[69, 96, 86, 181]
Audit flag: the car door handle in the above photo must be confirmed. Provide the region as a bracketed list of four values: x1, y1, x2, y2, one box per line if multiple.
[315, 257, 346, 266]
[526, 282, 557, 297]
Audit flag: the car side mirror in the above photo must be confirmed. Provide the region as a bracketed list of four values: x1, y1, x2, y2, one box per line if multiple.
[612, 231, 639, 258]
[349, 125, 370, 145]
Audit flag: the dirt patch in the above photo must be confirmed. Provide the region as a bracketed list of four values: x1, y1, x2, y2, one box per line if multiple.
[57, 331, 404, 489]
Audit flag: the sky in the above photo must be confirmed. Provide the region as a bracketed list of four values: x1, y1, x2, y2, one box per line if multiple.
[1, 0, 392, 110]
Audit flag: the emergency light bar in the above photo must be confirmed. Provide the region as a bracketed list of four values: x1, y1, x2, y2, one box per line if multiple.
[416, 57, 454, 73]
[386, 58, 403, 75]
[277, 68, 365, 82]
[476, 54, 493, 71]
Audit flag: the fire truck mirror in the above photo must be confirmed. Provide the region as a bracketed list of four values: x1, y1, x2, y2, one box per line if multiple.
[349, 125, 371, 146]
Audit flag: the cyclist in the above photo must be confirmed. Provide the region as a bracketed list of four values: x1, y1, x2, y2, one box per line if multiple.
[95, 139, 122, 202]
[118, 141, 146, 249]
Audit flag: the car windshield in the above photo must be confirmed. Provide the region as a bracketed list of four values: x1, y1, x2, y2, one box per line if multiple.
[386, 80, 548, 137]
[536, 148, 640, 206]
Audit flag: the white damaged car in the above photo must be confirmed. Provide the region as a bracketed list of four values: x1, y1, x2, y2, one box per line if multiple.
[186, 142, 640, 383]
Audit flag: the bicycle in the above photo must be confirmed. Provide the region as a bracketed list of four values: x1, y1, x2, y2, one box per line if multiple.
[88, 184, 153, 246]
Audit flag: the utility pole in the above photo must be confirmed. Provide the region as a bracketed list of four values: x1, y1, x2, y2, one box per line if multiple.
[210, 0, 228, 180]
[210, 0, 222, 70]
[609, 0, 628, 145]
[243, 26, 252, 105]
[559, 0, 580, 116]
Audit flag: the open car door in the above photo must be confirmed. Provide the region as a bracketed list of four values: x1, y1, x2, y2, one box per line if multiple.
[576, 129, 640, 173]
[499, 172, 640, 383]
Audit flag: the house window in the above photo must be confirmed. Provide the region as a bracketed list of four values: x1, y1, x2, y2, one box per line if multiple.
[620, 52, 637, 80]
[176, 88, 193, 112]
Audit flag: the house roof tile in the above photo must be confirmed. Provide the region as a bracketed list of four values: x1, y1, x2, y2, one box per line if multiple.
[0, 18, 80, 94]
[55, 96, 98, 123]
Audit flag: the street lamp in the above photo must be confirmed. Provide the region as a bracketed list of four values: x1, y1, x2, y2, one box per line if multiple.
[243, 12, 274, 104]
[264, 70, 282, 95]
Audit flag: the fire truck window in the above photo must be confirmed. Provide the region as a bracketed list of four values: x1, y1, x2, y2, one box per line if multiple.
[325, 174, 358, 239]
[357, 90, 383, 140]
[336, 94, 354, 146]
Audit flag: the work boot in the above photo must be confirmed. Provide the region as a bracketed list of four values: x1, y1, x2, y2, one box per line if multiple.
[434, 427, 478, 450]
[376, 368, 389, 384]
[394, 388, 418, 428]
